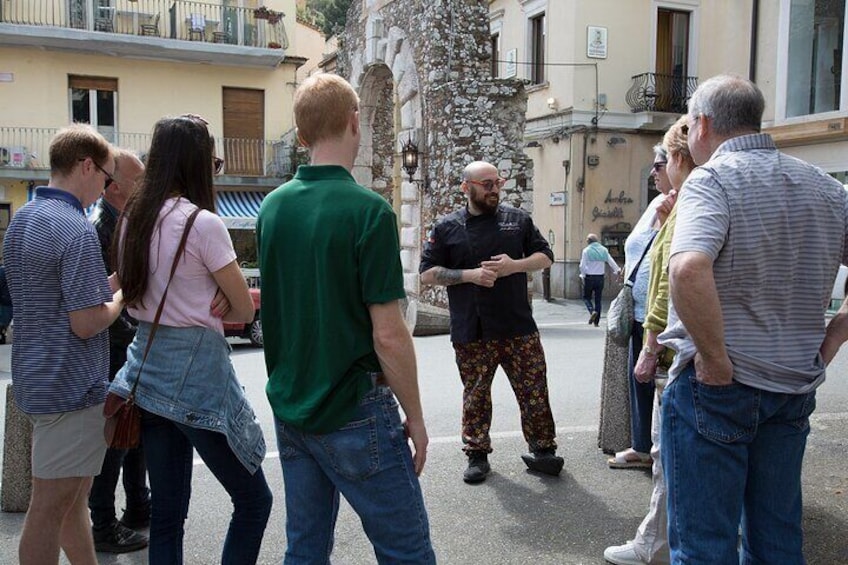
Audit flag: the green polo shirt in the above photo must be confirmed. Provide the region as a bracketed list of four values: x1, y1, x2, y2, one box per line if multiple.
[257, 165, 406, 434]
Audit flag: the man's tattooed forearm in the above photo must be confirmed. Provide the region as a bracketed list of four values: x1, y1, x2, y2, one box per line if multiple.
[434, 267, 463, 285]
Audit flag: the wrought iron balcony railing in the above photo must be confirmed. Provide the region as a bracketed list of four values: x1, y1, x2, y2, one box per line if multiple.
[626, 73, 698, 114]
[0, 127, 295, 178]
[0, 0, 288, 49]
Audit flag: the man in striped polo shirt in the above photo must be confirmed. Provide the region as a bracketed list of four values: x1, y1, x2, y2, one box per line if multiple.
[4, 124, 125, 564]
[658, 75, 848, 564]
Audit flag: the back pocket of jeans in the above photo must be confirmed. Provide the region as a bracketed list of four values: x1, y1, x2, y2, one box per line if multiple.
[690, 376, 757, 443]
[318, 416, 379, 480]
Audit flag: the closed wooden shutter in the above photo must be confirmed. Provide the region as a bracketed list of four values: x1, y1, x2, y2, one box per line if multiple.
[222, 87, 265, 176]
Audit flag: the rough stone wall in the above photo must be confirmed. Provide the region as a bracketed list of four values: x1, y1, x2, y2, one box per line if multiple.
[370, 75, 395, 203]
[339, 0, 533, 309]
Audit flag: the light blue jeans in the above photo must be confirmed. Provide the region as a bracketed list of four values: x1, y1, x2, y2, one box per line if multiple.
[274, 384, 435, 565]
[662, 364, 815, 565]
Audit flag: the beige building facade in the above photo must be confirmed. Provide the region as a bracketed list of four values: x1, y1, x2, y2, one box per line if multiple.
[757, 1, 848, 186]
[489, 0, 753, 298]
[0, 0, 306, 261]
[294, 17, 327, 82]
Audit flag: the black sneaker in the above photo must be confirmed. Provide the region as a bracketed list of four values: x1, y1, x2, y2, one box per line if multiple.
[463, 452, 491, 484]
[119, 504, 151, 530]
[93, 522, 148, 554]
[521, 449, 564, 476]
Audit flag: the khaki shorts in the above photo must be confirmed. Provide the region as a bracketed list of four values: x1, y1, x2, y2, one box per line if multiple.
[27, 403, 108, 479]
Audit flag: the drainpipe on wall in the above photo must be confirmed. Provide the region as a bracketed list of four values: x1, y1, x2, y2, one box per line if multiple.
[552, 150, 570, 300]
[574, 130, 589, 300]
[578, 130, 588, 247]
[749, 0, 759, 82]
[562, 152, 570, 292]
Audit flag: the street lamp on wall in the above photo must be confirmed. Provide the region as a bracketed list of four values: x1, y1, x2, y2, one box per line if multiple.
[401, 136, 419, 182]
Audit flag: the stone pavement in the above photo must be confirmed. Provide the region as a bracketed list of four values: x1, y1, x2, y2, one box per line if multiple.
[0, 299, 845, 563]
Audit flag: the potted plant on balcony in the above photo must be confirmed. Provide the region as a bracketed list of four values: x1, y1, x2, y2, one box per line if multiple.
[253, 6, 283, 25]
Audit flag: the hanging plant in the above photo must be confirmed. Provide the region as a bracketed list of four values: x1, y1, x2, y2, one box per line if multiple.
[253, 6, 283, 25]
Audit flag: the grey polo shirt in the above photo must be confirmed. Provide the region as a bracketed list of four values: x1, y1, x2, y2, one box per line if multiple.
[658, 134, 848, 394]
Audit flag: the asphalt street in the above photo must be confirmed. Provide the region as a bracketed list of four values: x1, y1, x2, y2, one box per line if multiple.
[0, 298, 846, 564]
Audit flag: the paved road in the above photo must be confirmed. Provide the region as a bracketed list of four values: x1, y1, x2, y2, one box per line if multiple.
[0, 299, 846, 564]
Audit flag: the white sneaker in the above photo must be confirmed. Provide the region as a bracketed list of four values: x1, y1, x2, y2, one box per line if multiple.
[604, 541, 647, 565]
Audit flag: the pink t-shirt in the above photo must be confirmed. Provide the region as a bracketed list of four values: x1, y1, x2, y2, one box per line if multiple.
[127, 197, 236, 333]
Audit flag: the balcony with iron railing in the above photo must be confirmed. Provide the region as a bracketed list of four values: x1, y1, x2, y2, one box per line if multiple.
[0, 1, 289, 63]
[625, 73, 698, 114]
[0, 127, 298, 181]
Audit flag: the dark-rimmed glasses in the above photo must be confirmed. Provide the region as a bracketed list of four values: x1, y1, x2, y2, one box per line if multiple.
[214, 157, 224, 174]
[467, 178, 506, 191]
[80, 157, 114, 190]
[651, 161, 667, 172]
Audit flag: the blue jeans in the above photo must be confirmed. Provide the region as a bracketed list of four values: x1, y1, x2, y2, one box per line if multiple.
[629, 321, 654, 453]
[582, 274, 604, 315]
[662, 364, 815, 565]
[275, 385, 435, 565]
[142, 410, 272, 565]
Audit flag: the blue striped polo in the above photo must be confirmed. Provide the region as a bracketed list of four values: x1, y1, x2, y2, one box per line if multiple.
[3, 187, 113, 414]
[659, 134, 848, 394]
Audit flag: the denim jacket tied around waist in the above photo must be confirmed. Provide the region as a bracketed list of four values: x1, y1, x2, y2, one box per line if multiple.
[110, 322, 266, 474]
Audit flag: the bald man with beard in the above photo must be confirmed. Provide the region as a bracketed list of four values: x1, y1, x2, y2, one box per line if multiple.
[420, 160, 564, 483]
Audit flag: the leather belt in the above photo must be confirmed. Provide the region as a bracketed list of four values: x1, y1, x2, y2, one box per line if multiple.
[373, 372, 387, 386]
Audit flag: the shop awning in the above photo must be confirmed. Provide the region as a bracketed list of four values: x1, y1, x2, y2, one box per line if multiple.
[216, 191, 268, 229]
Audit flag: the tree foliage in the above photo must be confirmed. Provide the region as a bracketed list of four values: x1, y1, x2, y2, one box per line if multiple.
[306, 0, 353, 38]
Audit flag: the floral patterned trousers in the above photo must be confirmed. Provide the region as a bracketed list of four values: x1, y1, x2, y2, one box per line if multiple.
[452, 332, 557, 454]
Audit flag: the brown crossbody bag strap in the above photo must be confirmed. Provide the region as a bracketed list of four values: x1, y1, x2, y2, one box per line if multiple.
[126, 207, 202, 400]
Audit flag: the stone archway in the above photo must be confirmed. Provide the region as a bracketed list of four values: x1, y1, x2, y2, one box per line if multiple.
[349, 19, 425, 303]
[352, 63, 395, 205]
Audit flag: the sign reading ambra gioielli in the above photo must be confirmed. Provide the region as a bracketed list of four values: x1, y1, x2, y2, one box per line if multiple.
[592, 189, 635, 221]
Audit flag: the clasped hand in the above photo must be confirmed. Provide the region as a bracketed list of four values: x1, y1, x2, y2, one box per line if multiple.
[480, 254, 517, 277]
[472, 254, 516, 287]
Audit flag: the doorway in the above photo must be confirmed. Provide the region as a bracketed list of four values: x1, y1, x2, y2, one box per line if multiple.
[655, 8, 690, 112]
[68, 75, 117, 142]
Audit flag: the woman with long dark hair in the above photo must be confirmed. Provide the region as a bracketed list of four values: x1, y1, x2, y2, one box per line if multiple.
[110, 115, 272, 564]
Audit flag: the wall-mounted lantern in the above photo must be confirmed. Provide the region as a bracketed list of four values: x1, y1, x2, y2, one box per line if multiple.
[401, 136, 419, 182]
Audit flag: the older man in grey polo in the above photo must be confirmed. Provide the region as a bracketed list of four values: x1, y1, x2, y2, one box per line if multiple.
[657, 75, 848, 564]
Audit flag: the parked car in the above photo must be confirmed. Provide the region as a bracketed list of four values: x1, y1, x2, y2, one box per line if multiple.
[223, 287, 263, 347]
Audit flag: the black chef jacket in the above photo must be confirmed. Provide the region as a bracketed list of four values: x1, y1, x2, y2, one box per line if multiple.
[419, 204, 553, 344]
